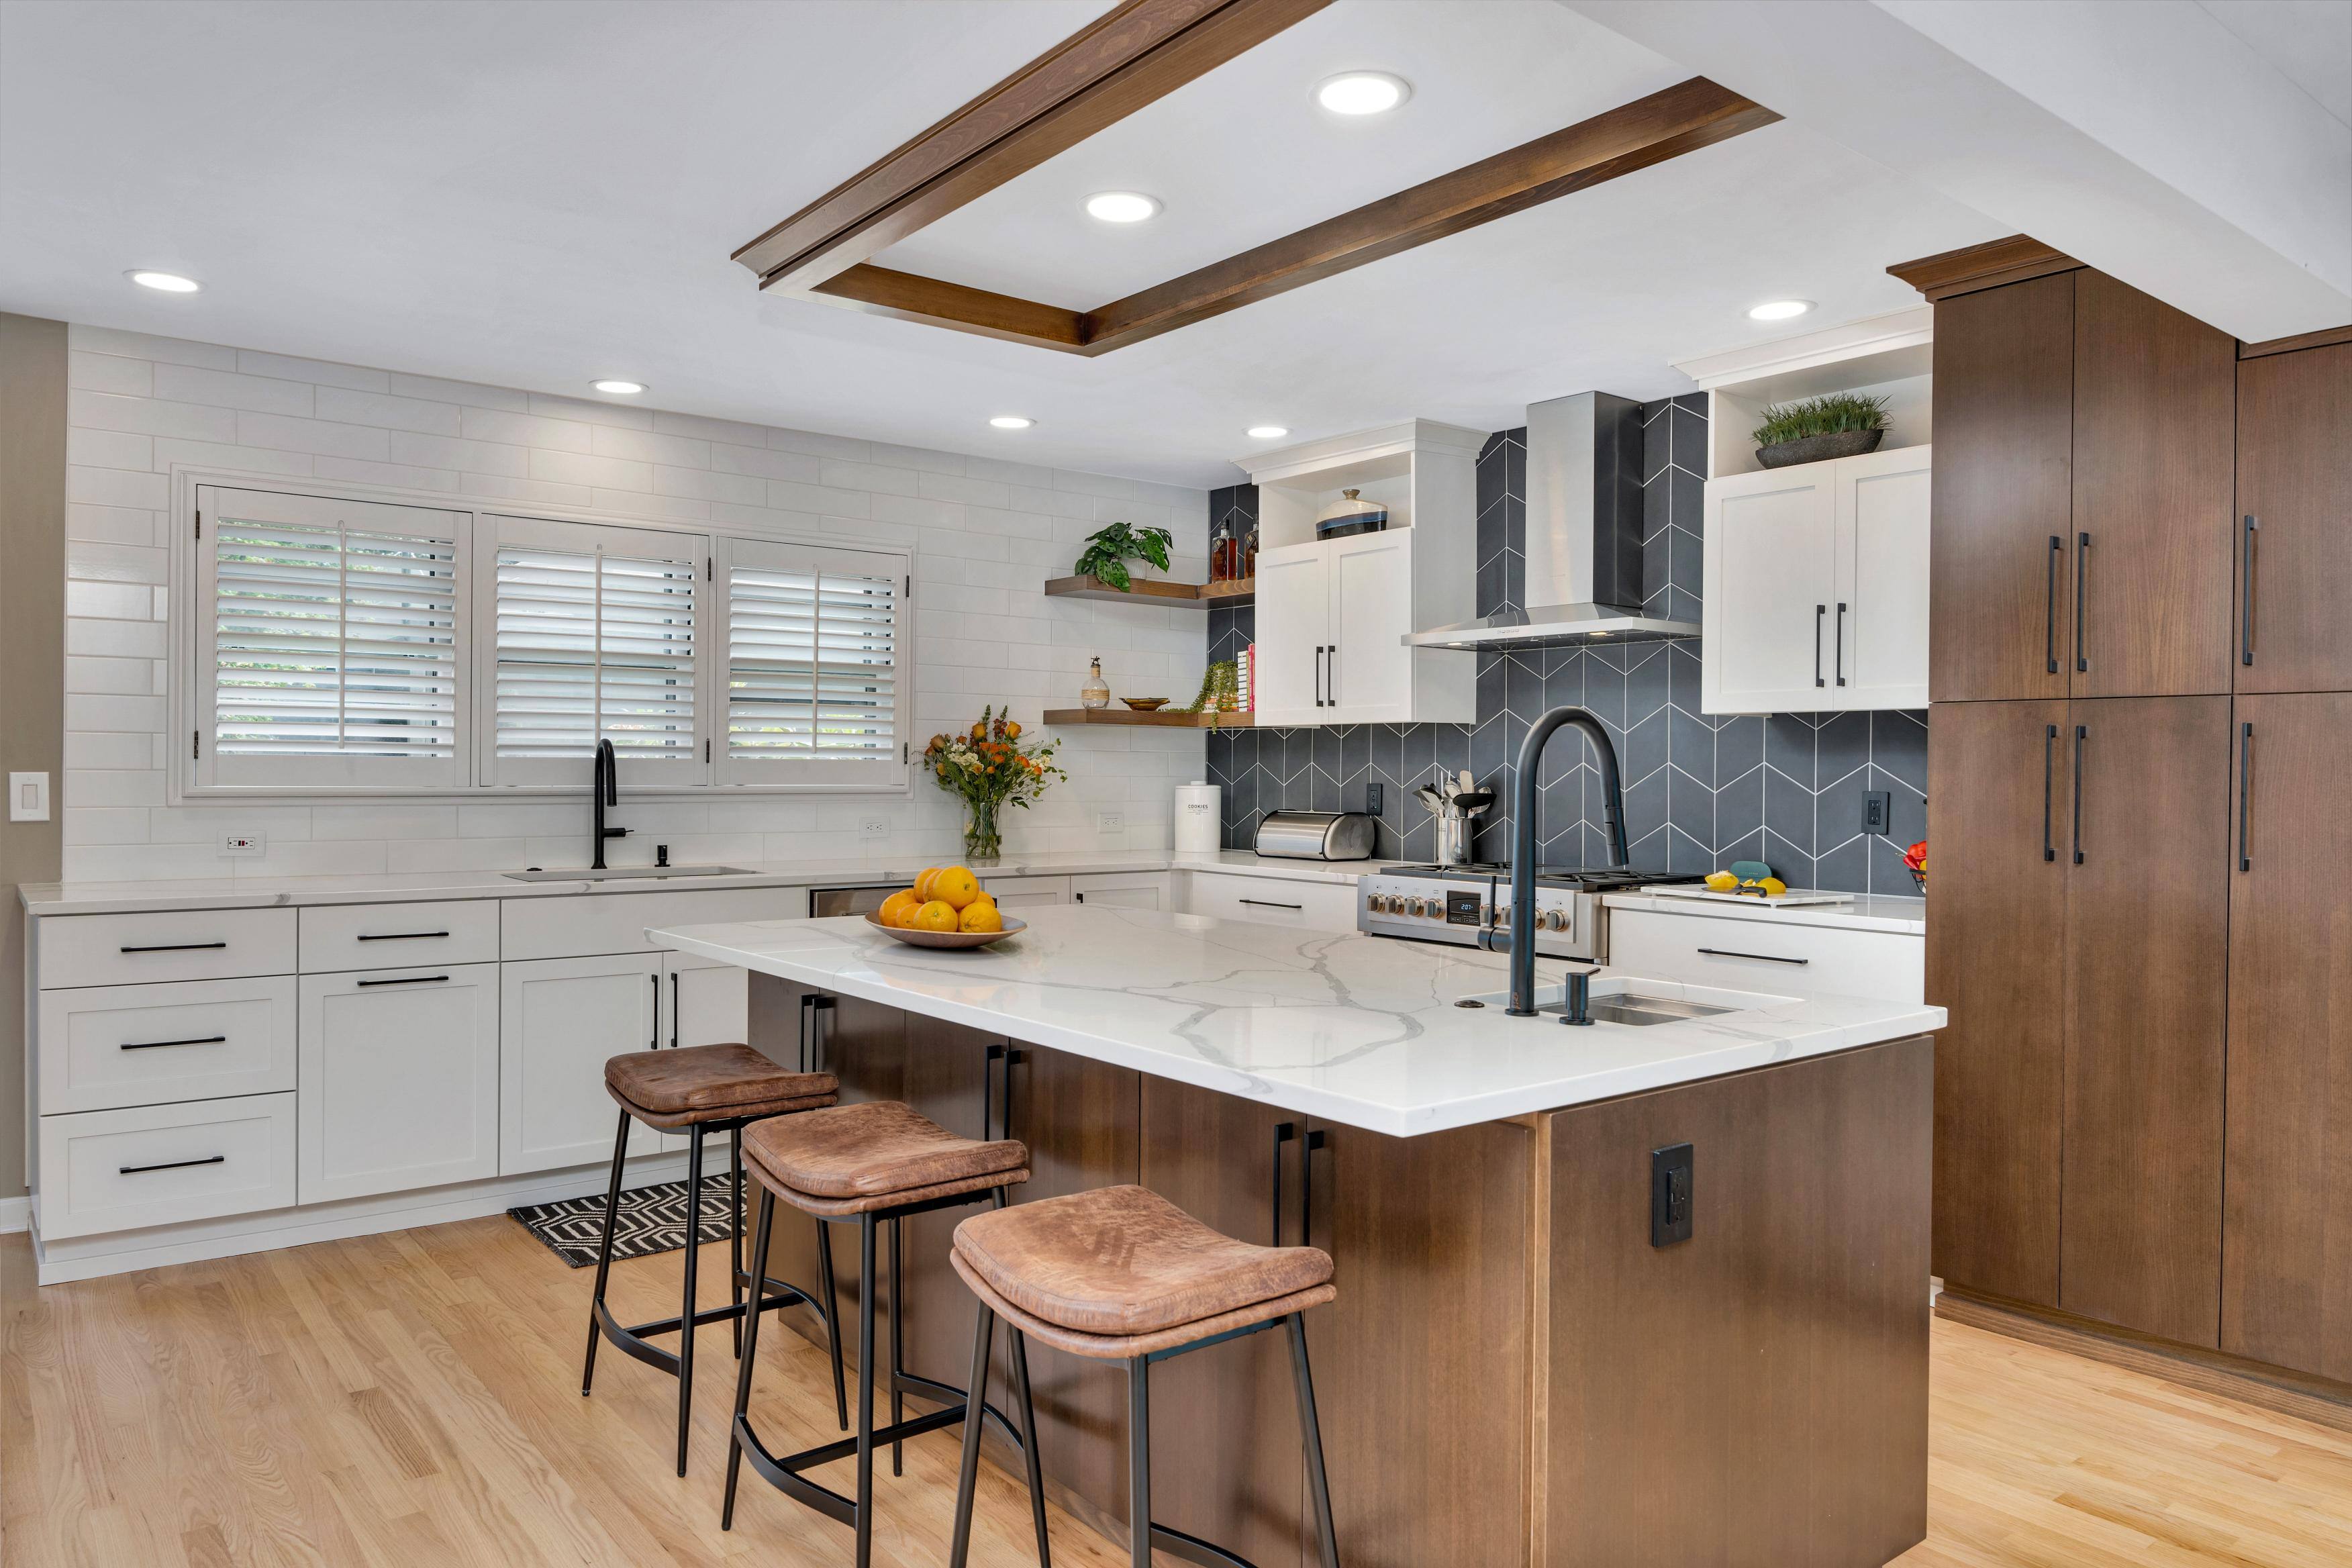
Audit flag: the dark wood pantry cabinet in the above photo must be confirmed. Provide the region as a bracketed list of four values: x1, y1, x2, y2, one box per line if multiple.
[2235, 342, 2352, 693]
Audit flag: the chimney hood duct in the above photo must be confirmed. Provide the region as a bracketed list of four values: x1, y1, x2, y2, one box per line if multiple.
[1403, 391, 1699, 651]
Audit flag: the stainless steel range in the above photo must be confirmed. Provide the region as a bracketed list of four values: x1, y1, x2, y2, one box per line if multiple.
[1357, 863, 1701, 963]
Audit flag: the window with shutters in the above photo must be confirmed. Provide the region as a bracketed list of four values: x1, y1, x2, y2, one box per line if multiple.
[716, 536, 906, 787]
[193, 485, 469, 790]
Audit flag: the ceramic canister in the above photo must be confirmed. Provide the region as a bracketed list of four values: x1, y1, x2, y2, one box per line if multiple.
[1173, 781, 1222, 854]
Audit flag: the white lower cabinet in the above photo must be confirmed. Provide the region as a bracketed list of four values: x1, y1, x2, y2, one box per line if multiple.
[979, 875, 1070, 910]
[1605, 908, 1924, 1003]
[36, 975, 296, 1115]
[1069, 871, 1173, 910]
[1179, 871, 1358, 931]
[298, 963, 500, 1204]
[500, 953, 665, 1175]
[37, 1092, 297, 1239]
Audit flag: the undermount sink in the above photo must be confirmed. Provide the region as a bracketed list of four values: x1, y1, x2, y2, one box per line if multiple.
[503, 865, 756, 883]
[1538, 993, 1735, 1027]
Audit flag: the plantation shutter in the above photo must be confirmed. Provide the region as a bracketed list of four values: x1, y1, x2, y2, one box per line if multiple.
[480, 515, 705, 785]
[196, 486, 469, 789]
[716, 536, 906, 787]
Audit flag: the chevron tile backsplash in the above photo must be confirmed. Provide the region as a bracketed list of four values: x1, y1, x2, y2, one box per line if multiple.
[1204, 400, 1929, 896]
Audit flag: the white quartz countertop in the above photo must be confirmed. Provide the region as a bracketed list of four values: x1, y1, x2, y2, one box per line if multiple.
[649, 907, 1945, 1137]
[15, 850, 1394, 916]
[1603, 890, 1926, 936]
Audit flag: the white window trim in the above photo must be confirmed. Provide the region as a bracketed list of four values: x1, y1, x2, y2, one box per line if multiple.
[166, 466, 913, 803]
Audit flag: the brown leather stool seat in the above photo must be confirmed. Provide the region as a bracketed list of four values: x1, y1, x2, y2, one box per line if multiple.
[740, 1099, 1029, 1214]
[605, 1042, 837, 1128]
[951, 1183, 1334, 1357]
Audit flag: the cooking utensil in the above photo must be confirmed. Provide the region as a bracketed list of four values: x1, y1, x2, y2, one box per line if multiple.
[1416, 785, 1447, 815]
[1459, 770, 1474, 794]
[1453, 790, 1495, 816]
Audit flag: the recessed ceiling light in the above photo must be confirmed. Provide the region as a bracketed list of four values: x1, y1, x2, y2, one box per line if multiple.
[126, 270, 201, 294]
[590, 379, 646, 395]
[1316, 72, 1410, 115]
[1747, 299, 1814, 322]
[1246, 426, 1289, 440]
[1083, 191, 1161, 224]
[989, 415, 1034, 430]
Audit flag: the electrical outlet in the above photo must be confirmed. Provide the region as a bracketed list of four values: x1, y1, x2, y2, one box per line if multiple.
[219, 832, 264, 859]
[1096, 810, 1126, 835]
[1651, 1143, 1694, 1247]
[858, 816, 889, 840]
[1862, 790, 1892, 835]
[1365, 782, 1384, 816]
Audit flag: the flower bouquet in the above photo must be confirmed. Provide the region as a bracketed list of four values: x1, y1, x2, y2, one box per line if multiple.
[1902, 838, 1927, 894]
[924, 705, 1066, 862]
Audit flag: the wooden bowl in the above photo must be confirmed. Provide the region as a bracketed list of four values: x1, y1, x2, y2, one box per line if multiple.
[1122, 697, 1171, 711]
[864, 911, 1026, 948]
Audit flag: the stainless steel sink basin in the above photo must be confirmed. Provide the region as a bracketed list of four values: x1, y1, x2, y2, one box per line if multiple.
[1538, 992, 1736, 1026]
[502, 865, 756, 883]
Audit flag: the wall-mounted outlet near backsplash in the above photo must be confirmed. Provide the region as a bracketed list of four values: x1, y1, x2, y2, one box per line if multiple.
[1205, 399, 1929, 897]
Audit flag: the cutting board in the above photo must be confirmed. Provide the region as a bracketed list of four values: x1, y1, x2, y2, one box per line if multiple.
[1644, 887, 1856, 908]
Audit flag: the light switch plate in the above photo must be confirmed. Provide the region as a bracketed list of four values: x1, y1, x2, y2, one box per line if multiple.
[219, 832, 264, 858]
[8, 772, 49, 822]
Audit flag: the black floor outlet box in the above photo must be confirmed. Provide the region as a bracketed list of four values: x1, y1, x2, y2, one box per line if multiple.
[1651, 1142, 1694, 1247]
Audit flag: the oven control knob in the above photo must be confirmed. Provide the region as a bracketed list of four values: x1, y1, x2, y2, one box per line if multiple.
[1493, 904, 1510, 924]
[1543, 909, 1569, 932]
[1366, 895, 1386, 915]
[1408, 898, 1430, 918]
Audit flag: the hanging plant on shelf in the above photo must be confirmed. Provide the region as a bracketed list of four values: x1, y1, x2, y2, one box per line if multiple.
[924, 706, 1066, 862]
[1751, 392, 1890, 469]
[1184, 660, 1240, 729]
[1071, 522, 1175, 591]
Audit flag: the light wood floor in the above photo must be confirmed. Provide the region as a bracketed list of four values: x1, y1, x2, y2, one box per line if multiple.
[5, 1217, 2349, 1568]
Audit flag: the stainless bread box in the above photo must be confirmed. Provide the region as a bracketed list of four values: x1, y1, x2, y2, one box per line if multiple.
[1255, 810, 1376, 861]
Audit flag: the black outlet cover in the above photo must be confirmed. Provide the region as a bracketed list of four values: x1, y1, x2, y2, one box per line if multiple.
[1365, 781, 1384, 816]
[1651, 1142, 1694, 1247]
[1863, 790, 1892, 835]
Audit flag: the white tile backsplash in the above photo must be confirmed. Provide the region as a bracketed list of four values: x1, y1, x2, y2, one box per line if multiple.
[60, 324, 1211, 881]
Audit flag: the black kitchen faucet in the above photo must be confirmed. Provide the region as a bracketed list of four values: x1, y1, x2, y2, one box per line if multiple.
[1475, 706, 1628, 1018]
[591, 738, 629, 870]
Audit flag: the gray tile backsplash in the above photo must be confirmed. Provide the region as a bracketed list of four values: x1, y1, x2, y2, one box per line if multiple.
[1205, 402, 1930, 895]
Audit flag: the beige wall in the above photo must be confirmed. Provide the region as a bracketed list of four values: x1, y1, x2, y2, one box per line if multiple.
[1, 313, 66, 1204]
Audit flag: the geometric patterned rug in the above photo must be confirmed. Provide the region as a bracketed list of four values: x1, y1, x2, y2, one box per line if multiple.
[507, 1174, 739, 1269]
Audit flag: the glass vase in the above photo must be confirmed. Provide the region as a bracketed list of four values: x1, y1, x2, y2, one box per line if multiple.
[963, 798, 1003, 863]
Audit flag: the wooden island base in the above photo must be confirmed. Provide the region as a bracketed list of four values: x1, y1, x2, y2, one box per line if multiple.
[750, 975, 1932, 1567]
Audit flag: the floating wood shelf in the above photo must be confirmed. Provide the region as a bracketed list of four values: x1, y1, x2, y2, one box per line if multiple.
[1043, 575, 1254, 607]
[1042, 707, 1255, 728]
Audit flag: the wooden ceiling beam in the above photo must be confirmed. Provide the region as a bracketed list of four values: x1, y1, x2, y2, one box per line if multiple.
[734, 0, 1330, 294]
[808, 265, 1090, 352]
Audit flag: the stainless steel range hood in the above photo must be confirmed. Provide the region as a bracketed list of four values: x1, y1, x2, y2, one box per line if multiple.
[1404, 391, 1699, 651]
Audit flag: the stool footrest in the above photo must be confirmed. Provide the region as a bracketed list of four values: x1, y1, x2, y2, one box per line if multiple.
[596, 1287, 811, 1378]
[732, 1386, 1038, 1524]
[1150, 1520, 1259, 1568]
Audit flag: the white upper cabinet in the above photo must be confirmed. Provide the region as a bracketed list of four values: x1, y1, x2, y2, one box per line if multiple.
[1702, 445, 1931, 715]
[1238, 421, 1481, 728]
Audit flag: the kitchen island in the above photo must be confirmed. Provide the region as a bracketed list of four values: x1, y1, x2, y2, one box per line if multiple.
[650, 906, 1945, 1568]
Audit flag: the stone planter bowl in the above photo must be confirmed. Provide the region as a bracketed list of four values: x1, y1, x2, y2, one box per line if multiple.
[1755, 428, 1886, 469]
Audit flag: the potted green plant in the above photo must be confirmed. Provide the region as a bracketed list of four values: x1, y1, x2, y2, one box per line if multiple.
[1751, 392, 1890, 469]
[1071, 522, 1175, 591]
[922, 706, 1066, 861]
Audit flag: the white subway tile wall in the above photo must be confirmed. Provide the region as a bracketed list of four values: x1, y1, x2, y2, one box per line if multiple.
[61, 325, 1210, 881]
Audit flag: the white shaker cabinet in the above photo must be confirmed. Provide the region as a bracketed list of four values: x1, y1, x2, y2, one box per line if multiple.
[499, 953, 666, 1174]
[1255, 531, 1447, 726]
[1702, 445, 1930, 714]
[1253, 543, 1328, 725]
[299, 963, 500, 1204]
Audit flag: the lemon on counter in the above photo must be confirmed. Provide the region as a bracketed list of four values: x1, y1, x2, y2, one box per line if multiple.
[1757, 876, 1788, 897]
[1704, 870, 1740, 892]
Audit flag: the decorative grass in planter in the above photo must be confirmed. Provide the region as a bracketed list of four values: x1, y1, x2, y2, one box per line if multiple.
[1751, 392, 1890, 469]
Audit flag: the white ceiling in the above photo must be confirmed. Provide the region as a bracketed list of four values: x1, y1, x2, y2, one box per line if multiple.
[0, 0, 2004, 489]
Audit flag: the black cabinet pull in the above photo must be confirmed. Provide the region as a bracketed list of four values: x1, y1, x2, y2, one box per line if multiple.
[810, 993, 834, 1073]
[2071, 724, 2088, 865]
[982, 1042, 1006, 1140]
[1240, 897, 1304, 910]
[1270, 1122, 1297, 1247]
[1834, 603, 1848, 687]
[355, 930, 448, 942]
[119, 1154, 224, 1175]
[1302, 1128, 1327, 1249]
[1314, 644, 1328, 707]
[649, 973, 658, 1047]
[797, 991, 817, 1073]
[2238, 722, 2254, 873]
[1814, 605, 1826, 688]
[669, 971, 679, 1048]
[119, 941, 226, 954]
[356, 973, 448, 987]
[121, 1034, 227, 1052]
[2073, 532, 2091, 674]
[2041, 724, 2058, 863]
[2241, 515, 2259, 667]
[1695, 948, 1809, 966]
[2045, 535, 2062, 675]
[1327, 642, 1337, 706]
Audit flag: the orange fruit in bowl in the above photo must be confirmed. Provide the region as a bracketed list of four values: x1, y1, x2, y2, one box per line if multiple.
[933, 866, 980, 910]
[959, 901, 1004, 934]
[912, 899, 960, 932]
[876, 889, 921, 928]
[912, 867, 942, 902]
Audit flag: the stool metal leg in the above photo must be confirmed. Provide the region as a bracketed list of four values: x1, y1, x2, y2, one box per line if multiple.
[729, 1122, 746, 1357]
[675, 1123, 706, 1477]
[854, 1212, 879, 1568]
[816, 1215, 848, 1430]
[1008, 1326, 1052, 1567]
[722, 1185, 777, 1530]
[580, 1108, 632, 1395]
[1126, 1354, 1151, 1568]
[1289, 1314, 1341, 1568]
[889, 1214, 905, 1477]
[947, 1302, 998, 1568]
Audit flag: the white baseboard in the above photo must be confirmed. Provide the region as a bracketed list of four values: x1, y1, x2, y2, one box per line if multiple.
[0, 1196, 28, 1236]
[30, 1151, 690, 1285]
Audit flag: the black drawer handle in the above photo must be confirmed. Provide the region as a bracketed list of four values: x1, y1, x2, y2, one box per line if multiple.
[120, 1035, 227, 1052]
[355, 930, 449, 942]
[119, 1155, 225, 1175]
[119, 941, 228, 954]
[2241, 515, 2259, 667]
[2073, 532, 2091, 674]
[355, 974, 449, 987]
[2045, 535, 2062, 675]
[1240, 898, 1304, 910]
[1834, 602, 1848, 687]
[1695, 948, 1809, 966]
[2238, 722, 2253, 873]
[1814, 604, 1826, 687]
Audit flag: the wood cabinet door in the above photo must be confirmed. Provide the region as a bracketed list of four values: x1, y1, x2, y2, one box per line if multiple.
[894, 1012, 996, 1393]
[1836, 444, 1932, 709]
[1139, 1079, 1306, 1568]
[2069, 271, 2237, 697]
[1253, 543, 1328, 726]
[2061, 695, 2231, 1344]
[2235, 343, 2352, 693]
[1302, 1116, 1532, 1568]
[497, 954, 664, 1175]
[2222, 693, 2352, 1380]
[1326, 530, 1414, 724]
[299, 963, 499, 1204]
[1928, 272, 2076, 702]
[1926, 699, 2069, 1306]
[1702, 462, 1838, 713]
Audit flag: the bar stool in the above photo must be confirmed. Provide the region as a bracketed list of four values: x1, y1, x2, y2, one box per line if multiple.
[723, 1099, 1051, 1568]
[947, 1184, 1343, 1568]
[582, 1042, 843, 1477]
